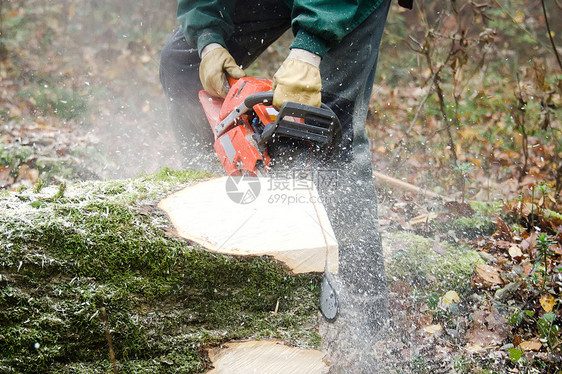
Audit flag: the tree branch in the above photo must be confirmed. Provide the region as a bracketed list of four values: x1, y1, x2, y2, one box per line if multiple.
[541, 0, 562, 71]
[373, 171, 451, 201]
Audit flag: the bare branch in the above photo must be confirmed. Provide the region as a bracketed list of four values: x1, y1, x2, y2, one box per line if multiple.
[541, 0, 562, 71]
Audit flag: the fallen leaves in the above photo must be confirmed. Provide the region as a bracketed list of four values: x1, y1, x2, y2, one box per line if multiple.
[0, 166, 14, 188]
[466, 308, 508, 347]
[518, 340, 542, 351]
[467, 194, 562, 368]
[424, 324, 443, 335]
[493, 214, 514, 241]
[508, 244, 523, 259]
[539, 294, 555, 313]
[442, 290, 460, 306]
[382, 177, 561, 372]
[472, 263, 503, 288]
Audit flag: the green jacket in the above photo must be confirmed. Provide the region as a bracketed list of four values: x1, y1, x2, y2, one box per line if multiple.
[177, 0, 402, 58]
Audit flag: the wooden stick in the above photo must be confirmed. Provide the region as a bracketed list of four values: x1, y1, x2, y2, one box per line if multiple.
[372, 171, 451, 201]
[101, 307, 119, 374]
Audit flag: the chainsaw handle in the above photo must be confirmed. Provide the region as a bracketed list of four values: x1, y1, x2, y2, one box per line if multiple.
[243, 92, 334, 113]
[244, 92, 274, 108]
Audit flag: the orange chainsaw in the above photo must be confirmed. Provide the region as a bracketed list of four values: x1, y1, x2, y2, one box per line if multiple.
[198, 77, 341, 176]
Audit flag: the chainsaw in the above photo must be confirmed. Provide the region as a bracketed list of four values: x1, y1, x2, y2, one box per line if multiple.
[198, 77, 341, 176]
[199, 77, 342, 320]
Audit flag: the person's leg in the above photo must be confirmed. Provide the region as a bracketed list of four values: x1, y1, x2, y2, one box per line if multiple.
[159, 2, 290, 170]
[159, 27, 215, 170]
[315, 0, 392, 371]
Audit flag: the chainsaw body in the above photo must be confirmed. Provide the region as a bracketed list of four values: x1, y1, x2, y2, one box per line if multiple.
[198, 77, 341, 176]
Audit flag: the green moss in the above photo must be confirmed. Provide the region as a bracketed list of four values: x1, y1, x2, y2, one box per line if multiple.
[383, 231, 483, 294]
[544, 208, 562, 222]
[0, 169, 320, 373]
[469, 200, 502, 214]
[0, 144, 33, 168]
[432, 215, 496, 239]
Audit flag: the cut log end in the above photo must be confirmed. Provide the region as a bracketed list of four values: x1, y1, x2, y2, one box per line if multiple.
[207, 340, 329, 374]
[158, 177, 338, 274]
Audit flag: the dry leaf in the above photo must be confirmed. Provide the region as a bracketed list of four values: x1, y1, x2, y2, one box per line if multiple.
[485, 309, 508, 331]
[495, 240, 513, 250]
[442, 290, 461, 306]
[493, 214, 513, 241]
[540, 294, 555, 313]
[431, 239, 448, 255]
[508, 245, 523, 259]
[423, 324, 442, 334]
[519, 340, 542, 351]
[16, 165, 39, 184]
[520, 233, 538, 252]
[67, 4, 76, 19]
[0, 167, 14, 187]
[474, 264, 503, 287]
[522, 262, 533, 276]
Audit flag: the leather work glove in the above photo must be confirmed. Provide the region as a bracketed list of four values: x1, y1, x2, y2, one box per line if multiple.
[273, 48, 322, 109]
[199, 43, 246, 98]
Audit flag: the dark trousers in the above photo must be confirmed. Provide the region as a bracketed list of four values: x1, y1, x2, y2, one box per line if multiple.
[160, 0, 392, 369]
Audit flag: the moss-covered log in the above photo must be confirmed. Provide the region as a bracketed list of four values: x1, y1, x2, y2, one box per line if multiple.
[0, 169, 321, 373]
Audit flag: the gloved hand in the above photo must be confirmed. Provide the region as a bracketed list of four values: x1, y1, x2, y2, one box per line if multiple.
[273, 49, 322, 109]
[199, 43, 246, 98]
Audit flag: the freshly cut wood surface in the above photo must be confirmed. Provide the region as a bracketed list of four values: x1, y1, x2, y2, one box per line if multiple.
[158, 177, 338, 274]
[207, 340, 329, 374]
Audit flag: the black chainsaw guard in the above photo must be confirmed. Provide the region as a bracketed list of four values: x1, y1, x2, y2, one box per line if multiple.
[244, 92, 342, 153]
[320, 272, 339, 321]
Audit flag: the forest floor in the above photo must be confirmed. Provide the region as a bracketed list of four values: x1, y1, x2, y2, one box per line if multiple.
[1, 1, 562, 373]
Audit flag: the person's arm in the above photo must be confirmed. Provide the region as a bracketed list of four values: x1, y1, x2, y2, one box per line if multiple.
[177, 1, 244, 97]
[176, 0, 236, 56]
[289, 0, 385, 57]
[273, 0, 386, 108]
